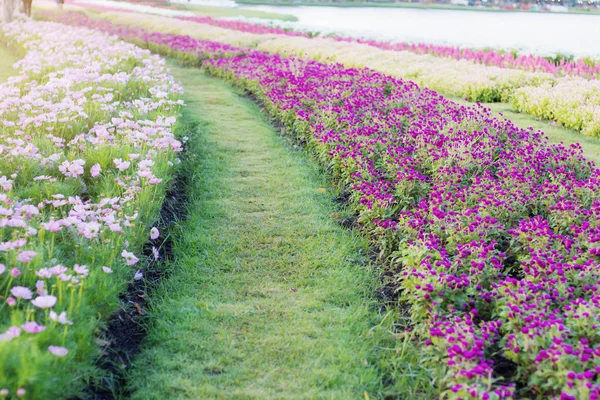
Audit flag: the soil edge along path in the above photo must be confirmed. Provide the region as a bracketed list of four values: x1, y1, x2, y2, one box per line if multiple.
[126, 62, 394, 399]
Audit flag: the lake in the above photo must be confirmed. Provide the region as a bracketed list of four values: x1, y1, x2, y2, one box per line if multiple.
[235, 4, 600, 56]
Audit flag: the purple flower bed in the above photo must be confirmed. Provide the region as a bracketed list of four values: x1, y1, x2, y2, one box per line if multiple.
[203, 53, 600, 399]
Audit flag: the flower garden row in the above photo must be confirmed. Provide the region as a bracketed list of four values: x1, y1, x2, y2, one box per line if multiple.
[57, 8, 600, 138]
[179, 15, 600, 80]
[0, 17, 183, 398]
[40, 10, 600, 400]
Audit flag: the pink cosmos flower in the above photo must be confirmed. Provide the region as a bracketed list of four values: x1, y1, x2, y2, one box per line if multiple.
[0, 326, 21, 342]
[90, 163, 102, 177]
[17, 250, 37, 263]
[102, 266, 113, 274]
[6, 297, 16, 307]
[74, 264, 89, 277]
[0, 264, 5, 275]
[16, 388, 25, 398]
[50, 311, 72, 325]
[48, 345, 69, 357]
[0, 389, 8, 396]
[31, 295, 57, 309]
[10, 286, 33, 300]
[150, 227, 159, 240]
[114, 158, 131, 171]
[22, 321, 46, 334]
[41, 220, 62, 232]
[121, 249, 139, 265]
[10, 268, 21, 277]
[152, 246, 159, 261]
[36, 280, 45, 295]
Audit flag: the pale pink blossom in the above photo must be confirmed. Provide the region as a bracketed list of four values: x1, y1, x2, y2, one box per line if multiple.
[10, 286, 32, 300]
[152, 246, 159, 261]
[150, 227, 159, 240]
[90, 163, 102, 177]
[121, 249, 139, 265]
[16, 388, 25, 398]
[10, 268, 21, 277]
[6, 297, 16, 307]
[114, 158, 130, 171]
[48, 345, 69, 357]
[41, 220, 62, 232]
[50, 311, 72, 325]
[0, 264, 5, 275]
[31, 295, 57, 309]
[74, 264, 89, 277]
[134, 270, 143, 280]
[17, 250, 37, 263]
[22, 321, 46, 334]
[0, 326, 21, 342]
[102, 266, 113, 274]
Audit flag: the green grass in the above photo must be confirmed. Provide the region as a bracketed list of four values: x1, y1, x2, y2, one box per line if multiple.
[126, 62, 435, 399]
[0, 45, 18, 82]
[451, 97, 600, 165]
[168, 4, 298, 21]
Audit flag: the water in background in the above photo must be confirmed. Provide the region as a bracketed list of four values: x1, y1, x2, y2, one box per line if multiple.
[228, 4, 600, 56]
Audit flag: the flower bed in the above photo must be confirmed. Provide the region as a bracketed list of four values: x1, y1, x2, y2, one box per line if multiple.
[0, 17, 183, 397]
[37, 10, 600, 399]
[512, 78, 600, 137]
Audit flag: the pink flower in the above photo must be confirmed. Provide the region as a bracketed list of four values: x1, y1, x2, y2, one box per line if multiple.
[22, 321, 46, 334]
[0, 264, 5, 275]
[90, 163, 102, 177]
[121, 249, 139, 265]
[31, 295, 57, 309]
[113, 158, 130, 171]
[50, 311, 72, 325]
[48, 345, 69, 357]
[74, 264, 89, 277]
[152, 246, 159, 261]
[150, 227, 159, 240]
[102, 266, 113, 274]
[0, 326, 21, 342]
[6, 297, 16, 307]
[58, 159, 85, 178]
[41, 220, 62, 232]
[10, 286, 32, 300]
[17, 250, 37, 263]
[0, 389, 8, 396]
[10, 268, 21, 277]
[16, 388, 25, 398]
[134, 270, 143, 280]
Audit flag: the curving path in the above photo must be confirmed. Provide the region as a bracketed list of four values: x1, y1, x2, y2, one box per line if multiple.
[125, 62, 419, 399]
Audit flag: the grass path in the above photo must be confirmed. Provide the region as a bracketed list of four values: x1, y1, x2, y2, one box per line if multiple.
[0, 45, 17, 82]
[125, 62, 408, 399]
